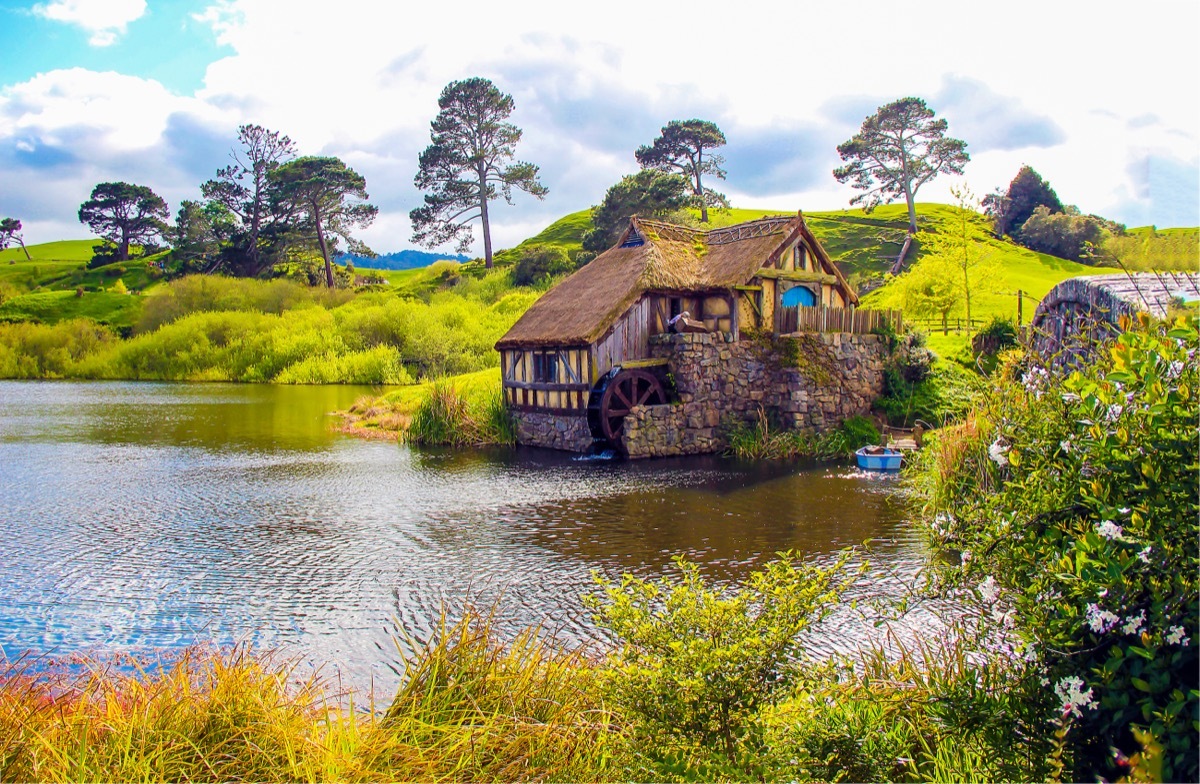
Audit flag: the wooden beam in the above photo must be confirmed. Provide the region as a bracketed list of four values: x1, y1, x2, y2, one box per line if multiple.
[756, 268, 837, 284]
[620, 357, 669, 369]
[504, 380, 593, 392]
[734, 284, 763, 292]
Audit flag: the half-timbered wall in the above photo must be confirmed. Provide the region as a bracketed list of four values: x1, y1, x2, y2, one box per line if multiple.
[701, 295, 734, 333]
[592, 296, 654, 379]
[501, 347, 591, 412]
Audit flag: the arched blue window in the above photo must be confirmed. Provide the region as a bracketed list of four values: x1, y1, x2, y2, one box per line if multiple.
[781, 286, 818, 307]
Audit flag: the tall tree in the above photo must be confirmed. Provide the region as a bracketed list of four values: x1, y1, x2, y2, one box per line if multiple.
[833, 97, 969, 239]
[78, 182, 169, 261]
[410, 77, 548, 269]
[983, 165, 1064, 238]
[581, 170, 692, 255]
[201, 124, 297, 276]
[635, 119, 728, 223]
[270, 156, 378, 287]
[0, 218, 31, 260]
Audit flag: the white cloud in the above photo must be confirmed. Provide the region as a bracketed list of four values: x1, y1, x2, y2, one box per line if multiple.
[32, 0, 147, 46]
[3, 0, 1198, 248]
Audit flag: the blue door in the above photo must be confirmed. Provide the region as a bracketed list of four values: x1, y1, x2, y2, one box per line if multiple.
[781, 286, 817, 307]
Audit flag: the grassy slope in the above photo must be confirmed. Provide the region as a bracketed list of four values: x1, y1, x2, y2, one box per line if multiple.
[0, 239, 166, 325]
[0, 290, 143, 328]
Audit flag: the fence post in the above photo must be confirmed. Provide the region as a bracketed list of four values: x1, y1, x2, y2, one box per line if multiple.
[1017, 289, 1023, 326]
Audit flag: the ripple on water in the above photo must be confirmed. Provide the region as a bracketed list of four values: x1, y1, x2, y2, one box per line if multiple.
[0, 381, 947, 696]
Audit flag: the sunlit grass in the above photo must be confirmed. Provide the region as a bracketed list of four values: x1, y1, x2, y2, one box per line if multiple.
[0, 612, 620, 783]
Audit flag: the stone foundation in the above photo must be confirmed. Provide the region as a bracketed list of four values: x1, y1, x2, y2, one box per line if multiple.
[513, 410, 594, 452]
[621, 332, 888, 458]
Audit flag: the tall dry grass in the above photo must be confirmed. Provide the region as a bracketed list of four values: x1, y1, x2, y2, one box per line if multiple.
[0, 612, 620, 782]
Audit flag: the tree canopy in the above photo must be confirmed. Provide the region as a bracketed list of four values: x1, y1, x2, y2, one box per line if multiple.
[410, 77, 547, 268]
[982, 165, 1063, 238]
[581, 169, 692, 256]
[172, 200, 236, 273]
[270, 156, 377, 287]
[201, 124, 296, 276]
[78, 182, 170, 261]
[635, 119, 728, 223]
[833, 97, 969, 236]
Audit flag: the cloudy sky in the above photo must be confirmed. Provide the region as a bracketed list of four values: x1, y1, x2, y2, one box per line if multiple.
[1, 0, 1197, 254]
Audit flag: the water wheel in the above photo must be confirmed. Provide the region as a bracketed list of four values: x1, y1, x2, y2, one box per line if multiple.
[587, 368, 667, 447]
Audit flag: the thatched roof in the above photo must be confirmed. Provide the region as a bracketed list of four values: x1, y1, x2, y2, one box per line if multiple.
[495, 211, 856, 349]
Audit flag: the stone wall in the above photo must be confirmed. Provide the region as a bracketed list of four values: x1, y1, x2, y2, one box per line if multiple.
[622, 332, 889, 458]
[1032, 273, 1200, 368]
[513, 410, 594, 452]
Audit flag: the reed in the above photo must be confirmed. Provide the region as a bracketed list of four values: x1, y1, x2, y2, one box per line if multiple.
[0, 612, 621, 783]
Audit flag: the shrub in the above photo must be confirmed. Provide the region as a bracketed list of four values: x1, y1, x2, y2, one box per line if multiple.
[510, 244, 573, 286]
[838, 414, 880, 450]
[586, 553, 857, 780]
[910, 315, 1199, 782]
[723, 408, 850, 461]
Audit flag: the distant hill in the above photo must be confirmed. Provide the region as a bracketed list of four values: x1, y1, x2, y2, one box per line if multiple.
[339, 249, 470, 270]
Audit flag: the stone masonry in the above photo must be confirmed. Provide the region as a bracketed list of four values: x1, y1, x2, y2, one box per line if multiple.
[621, 332, 889, 458]
[512, 410, 594, 452]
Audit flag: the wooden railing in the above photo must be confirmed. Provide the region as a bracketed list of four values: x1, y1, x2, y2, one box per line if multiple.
[778, 305, 903, 335]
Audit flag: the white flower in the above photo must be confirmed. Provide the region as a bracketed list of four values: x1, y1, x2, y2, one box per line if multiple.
[1138, 546, 1152, 564]
[1118, 507, 1131, 514]
[1086, 603, 1119, 633]
[1022, 367, 1049, 398]
[1055, 676, 1097, 718]
[1062, 392, 1081, 403]
[988, 438, 1009, 467]
[1121, 610, 1146, 636]
[1166, 625, 1189, 646]
[1095, 520, 1124, 541]
[1166, 360, 1184, 380]
[961, 550, 973, 566]
[1105, 403, 1124, 422]
[978, 576, 1000, 603]
[1059, 439, 1072, 453]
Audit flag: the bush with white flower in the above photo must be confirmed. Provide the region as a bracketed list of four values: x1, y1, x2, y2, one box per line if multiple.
[912, 313, 1198, 782]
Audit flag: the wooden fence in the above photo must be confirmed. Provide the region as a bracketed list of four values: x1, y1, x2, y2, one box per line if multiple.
[778, 305, 903, 335]
[906, 317, 988, 335]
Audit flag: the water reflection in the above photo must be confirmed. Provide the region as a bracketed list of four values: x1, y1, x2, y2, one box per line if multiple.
[0, 381, 931, 696]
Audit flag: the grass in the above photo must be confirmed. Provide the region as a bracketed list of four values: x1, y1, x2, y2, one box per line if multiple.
[0, 290, 144, 330]
[0, 611, 620, 783]
[860, 205, 1110, 328]
[491, 209, 594, 267]
[338, 368, 509, 443]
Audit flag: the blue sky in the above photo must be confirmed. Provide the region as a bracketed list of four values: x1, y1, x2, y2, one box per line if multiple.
[1, 0, 1197, 252]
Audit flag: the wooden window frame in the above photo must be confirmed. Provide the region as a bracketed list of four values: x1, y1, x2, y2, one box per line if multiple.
[532, 351, 558, 384]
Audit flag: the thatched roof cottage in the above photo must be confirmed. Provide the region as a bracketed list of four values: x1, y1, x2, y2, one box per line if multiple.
[495, 211, 888, 453]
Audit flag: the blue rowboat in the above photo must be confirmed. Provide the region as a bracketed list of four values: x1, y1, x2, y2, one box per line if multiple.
[856, 445, 903, 471]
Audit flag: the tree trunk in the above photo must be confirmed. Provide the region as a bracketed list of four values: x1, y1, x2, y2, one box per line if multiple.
[314, 205, 334, 288]
[18, 238, 30, 260]
[696, 169, 708, 224]
[119, 229, 130, 262]
[480, 183, 493, 269]
[890, 233, 914, 275]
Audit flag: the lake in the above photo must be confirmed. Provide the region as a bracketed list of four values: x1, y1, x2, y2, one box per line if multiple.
[0, 380, 936, 695]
